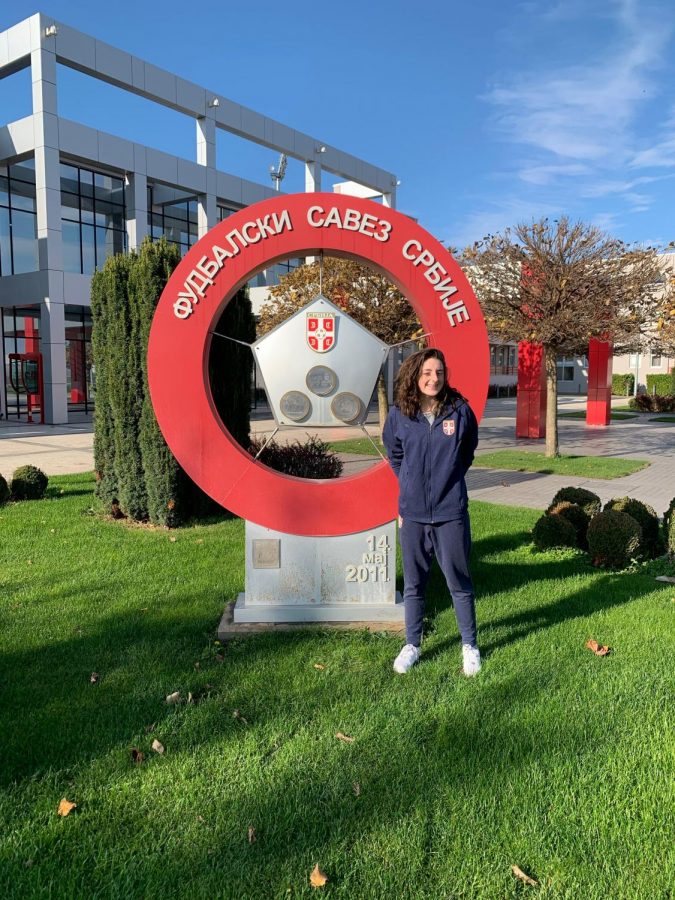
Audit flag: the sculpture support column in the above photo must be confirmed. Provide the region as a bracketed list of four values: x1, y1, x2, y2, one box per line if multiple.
[586, 337, 613, 427]
[516, 341, 546, 438]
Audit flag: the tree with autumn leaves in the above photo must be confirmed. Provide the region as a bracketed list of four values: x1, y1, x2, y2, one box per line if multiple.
[462, 218, 672, 457]
[258, 256, 421, 433]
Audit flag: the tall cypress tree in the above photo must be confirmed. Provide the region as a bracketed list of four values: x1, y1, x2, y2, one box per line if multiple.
[105, 249, 148, 521]
[134, 237, 185, 526]
[91, 255, 126, 511]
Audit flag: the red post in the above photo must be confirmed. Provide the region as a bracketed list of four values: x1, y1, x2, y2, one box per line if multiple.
[516, 341, 546, 438]
[68, 339, 86, 404]
[586, 337, 613, 427]
[24, 318, 40, 414]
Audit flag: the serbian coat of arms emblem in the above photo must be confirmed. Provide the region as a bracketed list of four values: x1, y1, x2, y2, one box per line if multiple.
[307, 313, 336, 353]
[443, 420, 455, 435]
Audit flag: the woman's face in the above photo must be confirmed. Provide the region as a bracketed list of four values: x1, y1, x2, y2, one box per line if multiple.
[417, 357, 445, 399]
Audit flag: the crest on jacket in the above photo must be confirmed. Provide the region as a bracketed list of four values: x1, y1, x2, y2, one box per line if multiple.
[443, 420, 455, 436]
[307, 312, 335, 353]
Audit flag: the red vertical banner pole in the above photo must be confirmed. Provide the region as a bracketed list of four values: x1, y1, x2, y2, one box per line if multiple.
[586, 337, 612, 426]
[516, 340, 546, 438]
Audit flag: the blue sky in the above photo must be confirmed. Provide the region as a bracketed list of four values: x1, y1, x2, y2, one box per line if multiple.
[3, 0, 675, 249]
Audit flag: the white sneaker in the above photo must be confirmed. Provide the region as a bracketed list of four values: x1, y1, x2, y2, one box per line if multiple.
[393, 643, 420, 674]
[462, 644, 481, 676]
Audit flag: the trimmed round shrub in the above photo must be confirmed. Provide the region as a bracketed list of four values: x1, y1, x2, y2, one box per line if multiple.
[10, 465, 48, 501]
[549, 486, 601, 518]
[532, 512, 577, 551]
[547, 501, 590, 549]
[0, 474, 9, 505]
[587, 509, 642, 569]
[604, 497, 662, 558]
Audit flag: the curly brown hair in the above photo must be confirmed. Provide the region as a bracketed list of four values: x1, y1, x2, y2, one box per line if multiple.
[394, 348, 465, 418]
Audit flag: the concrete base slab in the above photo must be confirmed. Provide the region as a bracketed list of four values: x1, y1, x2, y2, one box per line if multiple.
[218, 591, 405, 640]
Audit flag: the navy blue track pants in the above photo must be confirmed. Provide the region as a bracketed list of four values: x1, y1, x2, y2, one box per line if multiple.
[399, 516, 477, 648]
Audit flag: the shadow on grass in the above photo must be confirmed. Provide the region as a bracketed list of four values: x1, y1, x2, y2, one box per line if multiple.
[2, 616, 660, 897]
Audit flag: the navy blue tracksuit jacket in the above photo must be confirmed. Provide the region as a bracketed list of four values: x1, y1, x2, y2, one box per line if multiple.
[382, 400, 478, 523]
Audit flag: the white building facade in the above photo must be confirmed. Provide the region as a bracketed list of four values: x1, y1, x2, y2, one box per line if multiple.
[0, 13, 397, 424]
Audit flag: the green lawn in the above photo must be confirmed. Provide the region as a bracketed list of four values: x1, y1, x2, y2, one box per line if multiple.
[650, 416, 675, 423]
[1, 475, 673, 898]
[472, 450, 649, 479]
[559, 411, 637, 420]
[329, 437, 385, 456]
[329, 441, 648, 480]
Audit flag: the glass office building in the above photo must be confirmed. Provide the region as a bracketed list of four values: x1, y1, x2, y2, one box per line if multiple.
[0, 13, 397, 423]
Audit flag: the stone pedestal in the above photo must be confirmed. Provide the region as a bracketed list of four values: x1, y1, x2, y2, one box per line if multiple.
[232, 520, 404, 624]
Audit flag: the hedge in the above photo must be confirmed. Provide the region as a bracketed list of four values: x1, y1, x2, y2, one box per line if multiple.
[611, 373, 634, 395]
[646, 372, 675, 395]
[588, 509, 642, 569]
[604, 497, 662, 559]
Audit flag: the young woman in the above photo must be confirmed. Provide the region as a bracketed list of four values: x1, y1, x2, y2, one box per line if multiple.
[382, 347, 481, 676]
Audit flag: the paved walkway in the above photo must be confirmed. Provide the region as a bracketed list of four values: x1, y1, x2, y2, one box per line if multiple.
[2, 397, 674, 514]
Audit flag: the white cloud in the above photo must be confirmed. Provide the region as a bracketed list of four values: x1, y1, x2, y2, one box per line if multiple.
[468, 0, 675, 241]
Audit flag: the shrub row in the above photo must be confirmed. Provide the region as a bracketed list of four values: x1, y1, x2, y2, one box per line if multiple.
[0, 465, 48, 503]
[91, 237, 255, 526]
[628, 393, 675, 412]
[611, 373, 635, 395]
[533, 486, 674, 569]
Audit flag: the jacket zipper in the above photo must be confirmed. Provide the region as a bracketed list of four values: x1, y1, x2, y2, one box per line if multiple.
[427, 417, 434, 523]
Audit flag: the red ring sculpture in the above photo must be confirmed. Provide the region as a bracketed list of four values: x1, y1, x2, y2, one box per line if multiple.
[148, 193, 488, 536]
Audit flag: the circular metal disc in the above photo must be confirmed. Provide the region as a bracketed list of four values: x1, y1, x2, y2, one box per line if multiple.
[280, 390, 311, 422]
[331, 392, 362, 423]
[305, 365, 338, 396]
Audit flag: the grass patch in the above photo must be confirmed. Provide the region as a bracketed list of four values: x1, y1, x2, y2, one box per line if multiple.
[559, 411, 637, 420]
[650, 415, 675, 423]
[473, 450, 649, 479]
[1, 474, 673, 898]
[329, 437, 385, 456]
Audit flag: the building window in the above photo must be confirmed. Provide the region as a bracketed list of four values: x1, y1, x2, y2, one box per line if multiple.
[60, 163, 126, 274]
[2, 306, 41, 420]
[489, 344, 517, 375]
[556, 357, 576, 382]
[148, 186, 198, 256]
[217, 204, 239, 221]
[0, 157, 38, 276]
[650, 351, 662, 367]
[628, 353, 639, 367]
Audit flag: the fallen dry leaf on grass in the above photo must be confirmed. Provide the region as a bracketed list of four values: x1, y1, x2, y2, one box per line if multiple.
[313, 663, 325, 670]
[585, 639, 611, 657]
[169, 536, 177, 543]
[57, 798, 76, 817]
[247, 825, 256, 844]
[131, 748, 144, 765]
[335, 732, 354, 743]
[194, 661, 201, 671]
[151, 739, 165, 755]
[232, 709, 248, 724]
[352, 782, 361, 796]
[511, 865, 538, 886]
[309, 864, 328, 887]
[166, 691, 181, 704]
[89, 672, 100, 684]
